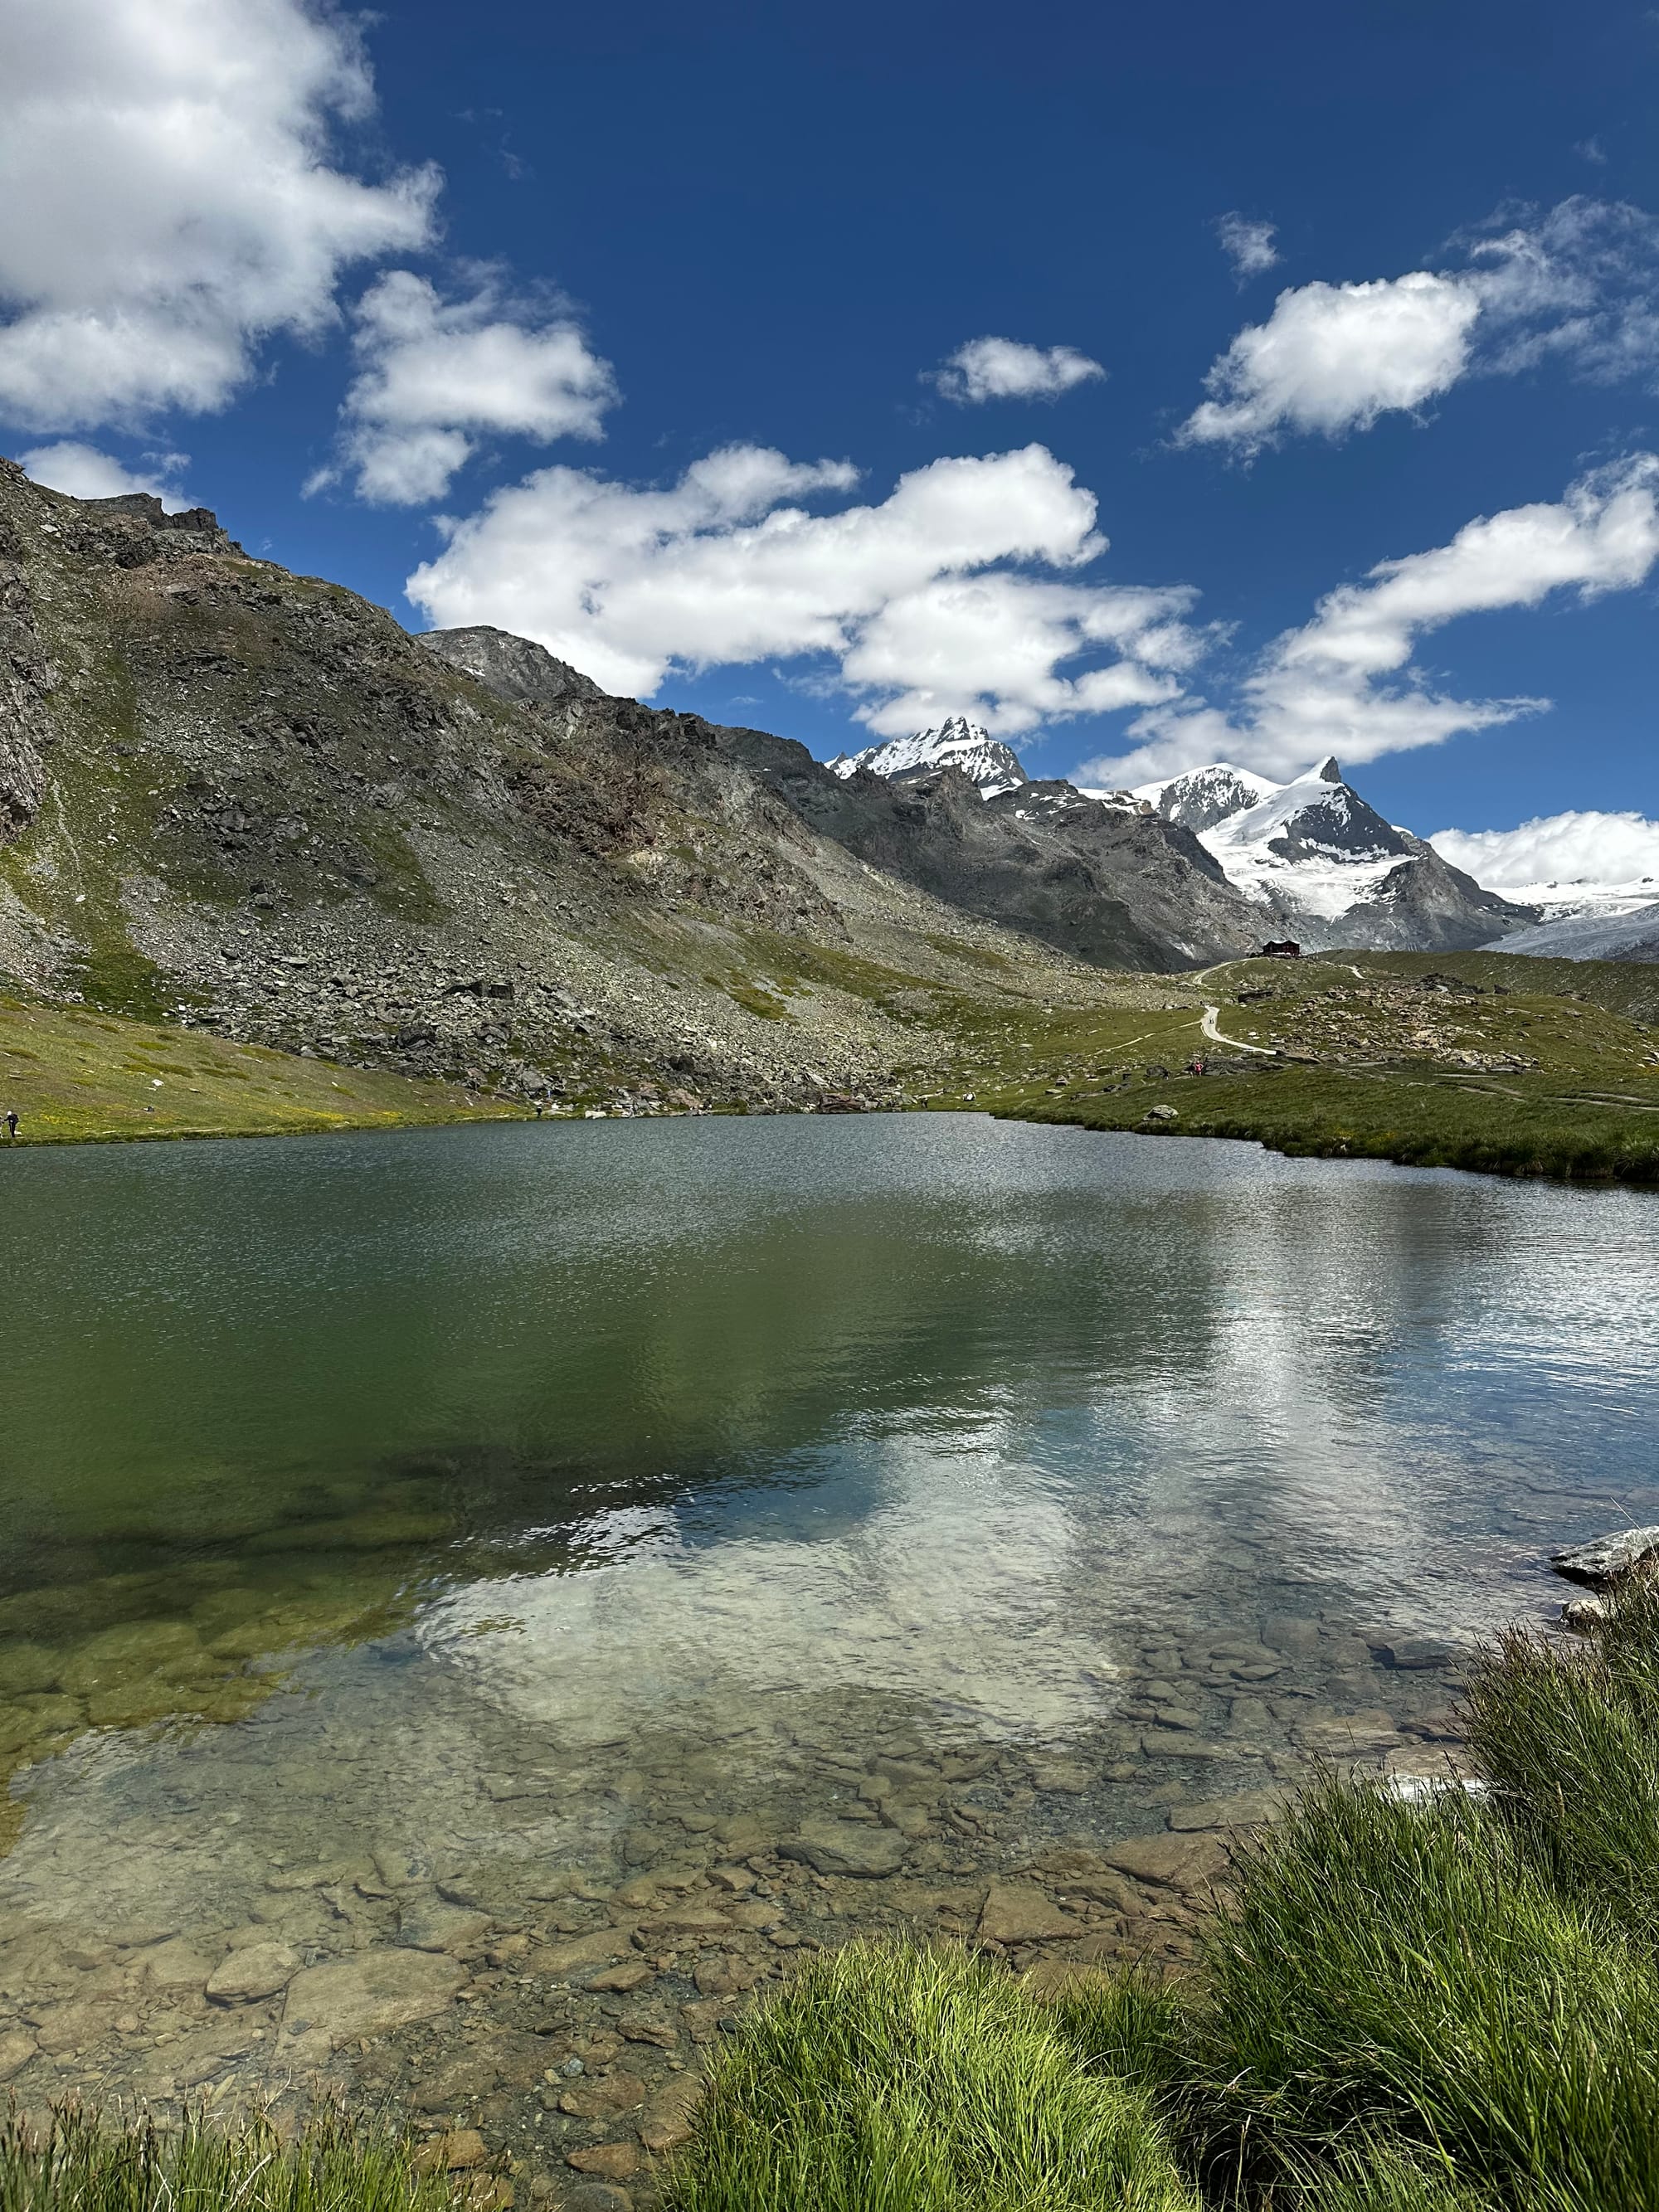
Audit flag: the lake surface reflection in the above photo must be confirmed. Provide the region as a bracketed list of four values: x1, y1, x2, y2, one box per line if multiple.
[0, 1116, 1653, 2166]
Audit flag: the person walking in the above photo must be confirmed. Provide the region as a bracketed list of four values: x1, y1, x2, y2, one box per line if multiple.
[2, 1109, 17, 1140]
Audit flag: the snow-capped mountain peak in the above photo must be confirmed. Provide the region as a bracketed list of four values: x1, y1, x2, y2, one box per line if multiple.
[1133, 756, 1530, 938]
[828, 716, 1029, 797]
[1131, 761, 1280, 834]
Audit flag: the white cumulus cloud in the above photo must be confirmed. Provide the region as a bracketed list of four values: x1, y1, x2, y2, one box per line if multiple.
[1216, 213, 1279, 282]
[1181, 272, 1480, 450]
[1430, 812, 1659, 890]
[927, 337, 1105, 406]
[0, 0, 436, 431]
[1181, 197, 1659, 453]
[319, 270, 619, 504]
[19, 440, 192, 511]
[406, 441, 1199, 734]
[1080, 455, 1659, 785]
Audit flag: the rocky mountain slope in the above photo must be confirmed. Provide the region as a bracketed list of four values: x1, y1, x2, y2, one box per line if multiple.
[1133, 758, 1538, 952]
[0, 462, 1272, 1109]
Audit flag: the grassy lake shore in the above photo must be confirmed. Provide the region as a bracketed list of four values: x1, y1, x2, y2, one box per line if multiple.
[925, 950, 1659, 1187]
[0, 995, 523, 1144]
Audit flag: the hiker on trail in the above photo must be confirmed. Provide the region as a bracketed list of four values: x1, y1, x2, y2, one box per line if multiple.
[2, 1110, 17, 1140]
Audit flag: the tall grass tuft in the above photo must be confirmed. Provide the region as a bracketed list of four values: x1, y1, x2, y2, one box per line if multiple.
[660, 1938, 1198, 2212]
[1277, 2140, 1496, 2212]
[1187, 1777, 1659, 2208]
[0, 2105, 462, 2212]
[1464, 1570, 1659, 1931]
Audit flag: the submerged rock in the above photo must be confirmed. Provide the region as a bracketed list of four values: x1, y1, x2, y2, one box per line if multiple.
[1165, 1789, 1286, 1832]
[976, 1884, 1078, 1944]
[1104, 1831, 1230, 1889]
[780, 1817, 908, 1878]
[205, 1942, 299, 2003]
[279, 1947, 464, 2054]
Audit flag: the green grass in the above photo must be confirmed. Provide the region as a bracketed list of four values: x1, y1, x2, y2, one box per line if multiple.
[0, 2107, 465, 2212]
[662, 1940, 1198, 2212]
[676, 1578, 1659, 2209]
[0, 995, 521, 1144]
[1010, 1062, 1659, 1183]
[1463, 1574, 1659, 1937]
[929, 953, 1659, 1184]
[1172, 1781, 1659, 2206]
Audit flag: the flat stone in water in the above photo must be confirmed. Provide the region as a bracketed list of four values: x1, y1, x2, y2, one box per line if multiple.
[280, 1947, 465, 2054]
[780, 1817, 908, 1878]
[398, 1894, 491, 1952]
[1366, 1634, 1455, 1670]
[0, 2030, 36, 2082]
[1105, 1831, 1230, 1889]
[977, 1884, 1078, 1944]
[1166, 1790, 1287, 1832]
[1297, 1709, 1403, 1757]
[205, 1942, 299, 2003]
[536, 1928, 632, 1976]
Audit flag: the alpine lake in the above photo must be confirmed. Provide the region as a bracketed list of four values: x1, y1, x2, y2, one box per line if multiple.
[2, 1112, 1656, 2199]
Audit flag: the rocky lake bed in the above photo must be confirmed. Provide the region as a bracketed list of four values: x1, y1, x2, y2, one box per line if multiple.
[0, 1573, 1483, 2210]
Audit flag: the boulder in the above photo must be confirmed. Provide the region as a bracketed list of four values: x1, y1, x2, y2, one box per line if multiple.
[559, 2073, 649, 2120]
[638, 2075, 702, 2154]
[1551, 1526, 1659, 1587]
[567, 2144, 643, 2182]
[414, 2131, 488, 2174]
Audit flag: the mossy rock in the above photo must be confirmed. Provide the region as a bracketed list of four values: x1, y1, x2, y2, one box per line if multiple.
[0, 1642, 62, 1696]
[59, 1620, 208, 1696]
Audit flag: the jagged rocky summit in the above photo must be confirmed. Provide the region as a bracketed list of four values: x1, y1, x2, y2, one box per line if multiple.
[829, 717, 1029, 798]
[1130, 758, 1538, 952]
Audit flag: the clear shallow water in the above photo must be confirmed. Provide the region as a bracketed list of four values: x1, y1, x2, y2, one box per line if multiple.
[1, 1115, 1656, 2148]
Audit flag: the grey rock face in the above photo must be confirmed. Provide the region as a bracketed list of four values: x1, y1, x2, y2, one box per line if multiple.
[718, 740, 1266, 971]
[1307, 838, 1540, 954]
[417, 625, 603, 711]
[1551, 1526, 1659, 1587]
[0, 518, 54, 845]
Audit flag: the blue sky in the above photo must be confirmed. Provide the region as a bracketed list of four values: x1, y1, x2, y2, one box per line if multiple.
[2, 0, 1657, 887]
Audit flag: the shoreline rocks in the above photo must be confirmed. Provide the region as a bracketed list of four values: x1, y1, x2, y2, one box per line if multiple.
[1550, 1527, 1659, 1587]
